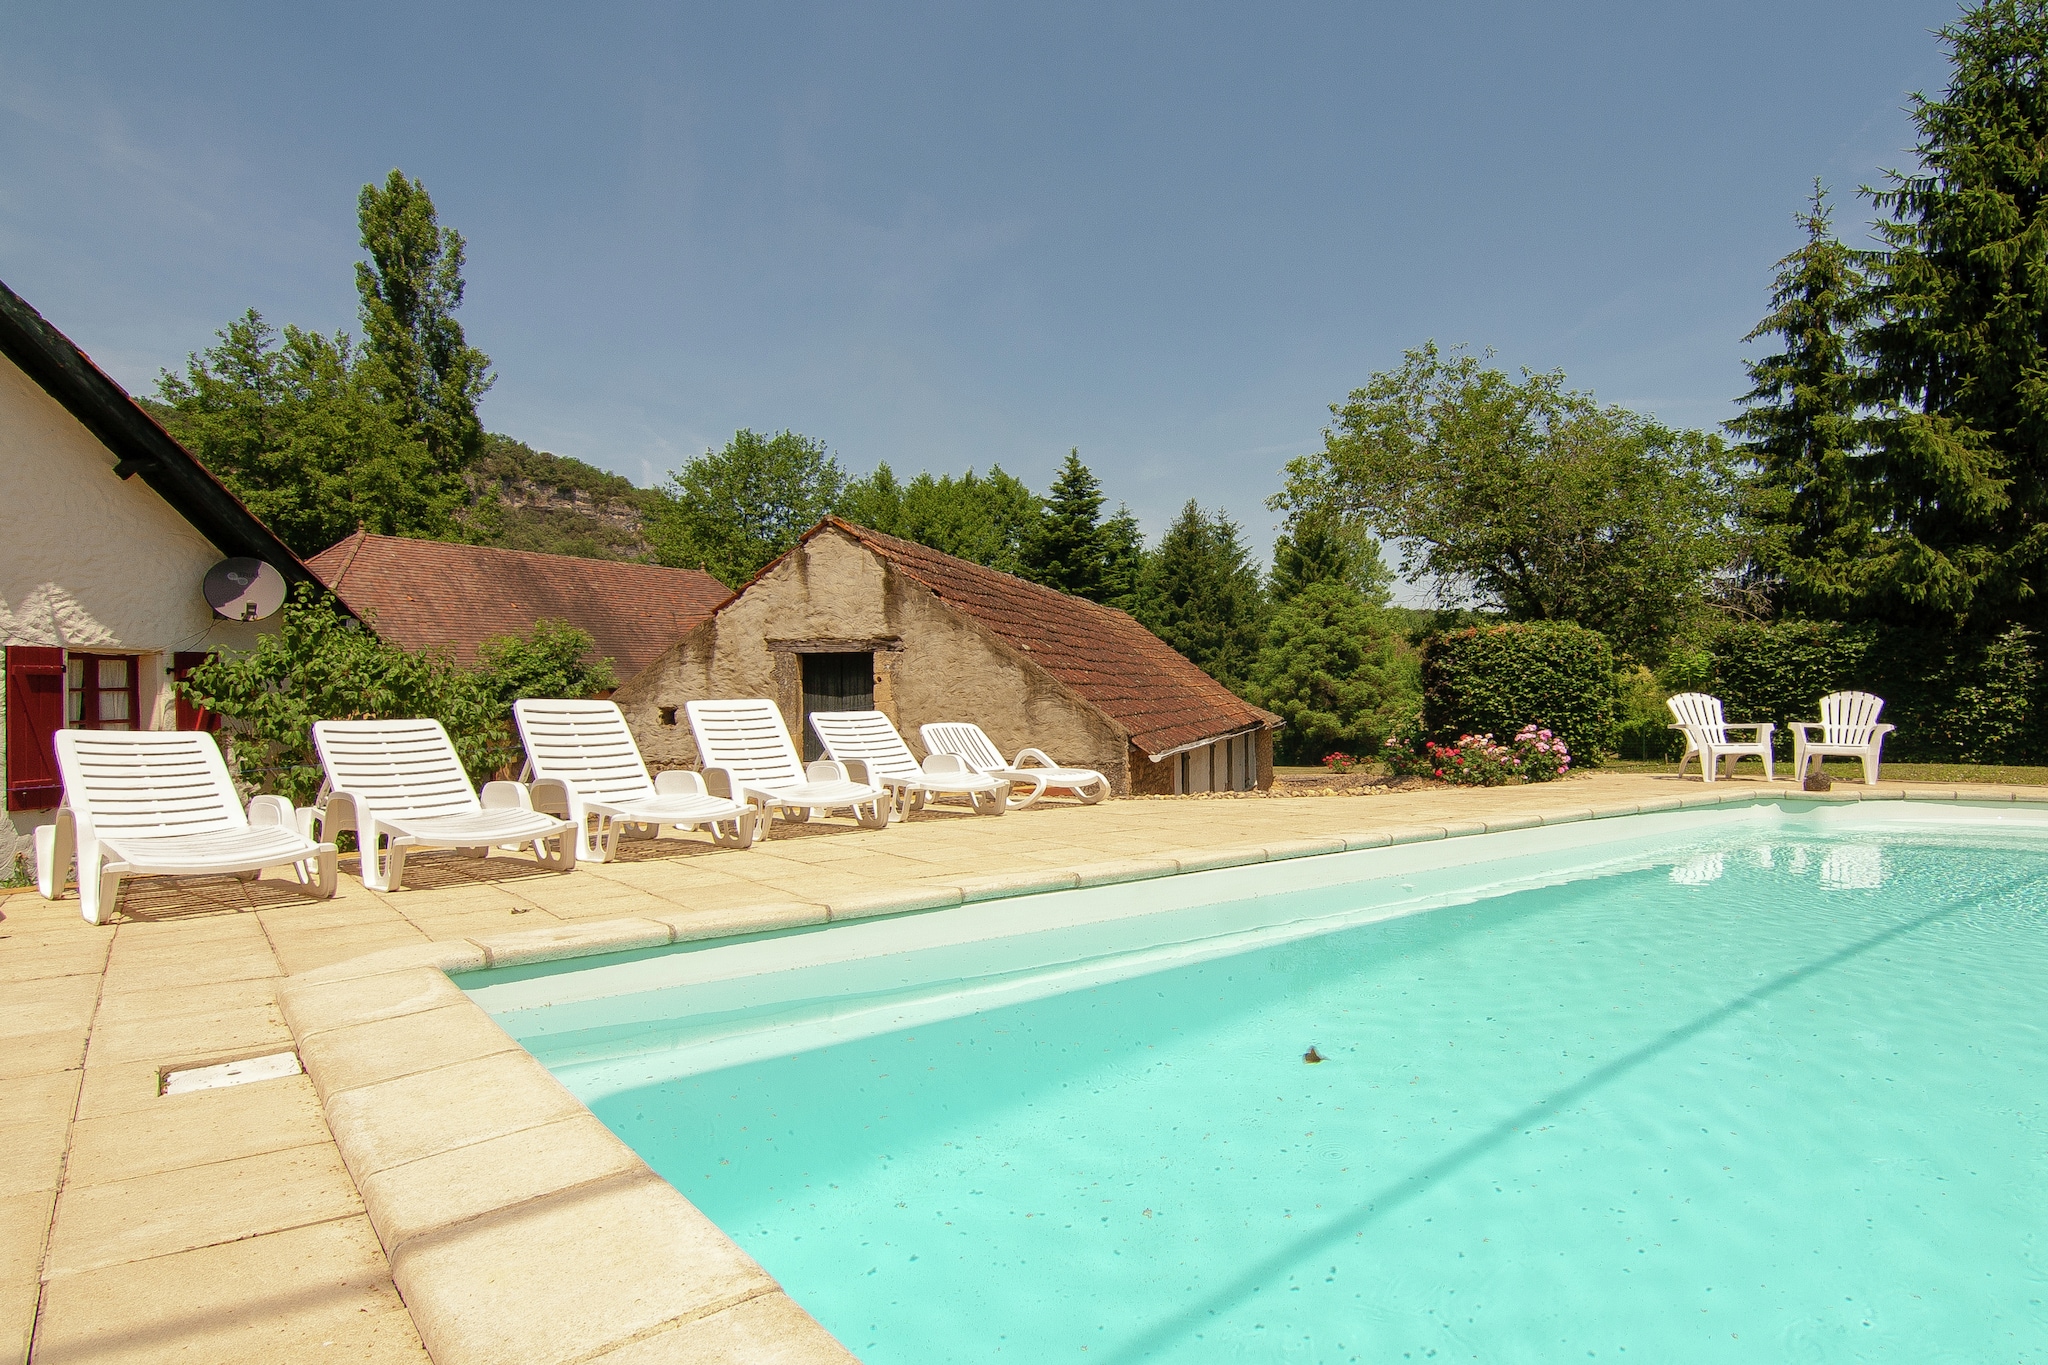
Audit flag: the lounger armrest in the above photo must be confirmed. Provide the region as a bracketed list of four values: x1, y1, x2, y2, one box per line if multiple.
[1719, 722, 1771, 736]
[525, 777, 573, 819]
[1011, 747, 1059, 769]
[922, 752, 971, 776]
[700, 766, 741, 802]
[480, 781, 535, 811]
[1872, 723, 1895, 738]
[247, 794, 295, 829]
[654, 769, 709, 797]
[1788, 723, 1816, 740]
[813, 758, 861, 784]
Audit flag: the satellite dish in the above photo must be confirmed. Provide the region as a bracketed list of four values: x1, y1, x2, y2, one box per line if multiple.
[204, 558, 287, 622]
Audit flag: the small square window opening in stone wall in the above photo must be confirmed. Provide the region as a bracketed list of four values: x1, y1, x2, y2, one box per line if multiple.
[658, 705, 678, 726]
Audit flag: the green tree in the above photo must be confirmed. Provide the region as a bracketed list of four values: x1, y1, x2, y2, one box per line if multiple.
[1280, 342, 1738, 662]
[154, 169, 490, 557]
[355, 170, 494, 473]
[836, 462, 1040, 573]
[1099, 505, 1149, 614]
[1857, 0, 2048, 631]
[1136, 501, 1267, 690]
[153, 312, 460, 556]
[649, 429, 846, 587]
[1019, 449, 1111, 597]
[1726, 184, 1875, 619]
[1246, 582, 1417, 761]
[1268, 506, 1394, 605]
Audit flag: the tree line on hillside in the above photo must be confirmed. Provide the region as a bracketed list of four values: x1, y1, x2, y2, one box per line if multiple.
[157, 1, 2048, 771]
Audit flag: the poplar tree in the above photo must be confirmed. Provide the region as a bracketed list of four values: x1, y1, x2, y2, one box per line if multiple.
[355, 170, 495, 474]
[1726, 184, 1874, 618]
[1859, 0, 2048, 630]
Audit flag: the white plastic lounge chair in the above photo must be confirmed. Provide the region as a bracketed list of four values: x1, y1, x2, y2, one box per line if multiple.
[311, 718, 576, 891]
[35, 730, 337, 925]
[685, 699, 891, 831]
[919, 722, 1110, 810]
[1666, 692, 1775, 783]
[514, 698, 758, 860]
[809, 711, 1009, 819]
[1790, 691, 1894, 786]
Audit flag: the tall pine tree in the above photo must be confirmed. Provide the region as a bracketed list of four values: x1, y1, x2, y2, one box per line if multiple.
[1860, 0, 2048, 630]
[1136, 501, 1267, 691]
[1020, 450, 1111, 599]
[1726, 184, 1873, 618]
[1268, 507, 1394, 605]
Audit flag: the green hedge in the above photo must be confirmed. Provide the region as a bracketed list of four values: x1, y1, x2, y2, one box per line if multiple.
[1422, 622, 1616, 767]
[1702, 620, 2042, 764]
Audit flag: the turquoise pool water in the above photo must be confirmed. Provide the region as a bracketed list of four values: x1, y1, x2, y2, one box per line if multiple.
[469, 805, 2048, 1361]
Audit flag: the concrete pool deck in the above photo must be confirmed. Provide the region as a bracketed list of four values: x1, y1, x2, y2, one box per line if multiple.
[5, 770, 2041, 1363]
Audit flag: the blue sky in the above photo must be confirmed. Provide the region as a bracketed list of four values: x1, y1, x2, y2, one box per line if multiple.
[1, 1, 1957, 559]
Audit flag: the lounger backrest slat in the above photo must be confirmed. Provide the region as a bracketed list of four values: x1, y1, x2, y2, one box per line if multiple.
[1818, 690, 1886, 745]
[686, 700, 806, 787]
[54, 731, 245, 839]
[312, 719, 480, 820]
[810, 711, 922, 782]
[1665, 692, 1731, 743]
[514, 699, 657, 803]
[920, 722, 1007, 773]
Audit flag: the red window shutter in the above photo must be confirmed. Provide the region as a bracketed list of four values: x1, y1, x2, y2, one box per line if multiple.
[172, 652, 220, 732]
[6, 646, 65, 811]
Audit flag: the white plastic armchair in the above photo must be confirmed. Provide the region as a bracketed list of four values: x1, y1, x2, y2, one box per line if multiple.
[809, 711, 1008, 819]
[1666, 692, 1775, 783]
[513, 698, 757, 860]
[311, 718, 576, 891]
[919, 722, 1110, 810]
[685, 699, 891, 831]
[1790, 691, 1894, 785]
[35, 730, 337, 925]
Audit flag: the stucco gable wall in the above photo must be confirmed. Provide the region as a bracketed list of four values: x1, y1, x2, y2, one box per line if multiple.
[616, 528, 1129, 790]
[0, 353, 266, 658]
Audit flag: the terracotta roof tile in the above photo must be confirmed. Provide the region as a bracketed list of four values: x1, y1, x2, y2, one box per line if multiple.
[829, 518, 1276, 758]
[307, 532, 729, 677]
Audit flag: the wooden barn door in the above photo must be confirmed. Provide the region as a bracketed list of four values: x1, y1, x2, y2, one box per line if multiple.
[800, 652, 874, 761]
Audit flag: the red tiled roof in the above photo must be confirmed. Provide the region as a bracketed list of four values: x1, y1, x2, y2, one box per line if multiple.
[307, 531, 730, 677]
[826, 518, 1276, 759]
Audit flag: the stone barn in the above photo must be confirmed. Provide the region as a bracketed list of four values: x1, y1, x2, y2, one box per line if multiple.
[615, 517, 1279, 795]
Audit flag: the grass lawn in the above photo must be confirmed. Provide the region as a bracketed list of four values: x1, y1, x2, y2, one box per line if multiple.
[1277, 760, 2048, 786]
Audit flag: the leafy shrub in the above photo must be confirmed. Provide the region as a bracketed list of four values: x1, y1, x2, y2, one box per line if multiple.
[180, 586, 615, 804]
[1696, 620, 2043, 764]
[1422, 621, 1616, 765]
[1613, 665, 1683, 761]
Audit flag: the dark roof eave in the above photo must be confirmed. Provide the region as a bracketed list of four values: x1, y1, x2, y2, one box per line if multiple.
[0, 278, 335, 603]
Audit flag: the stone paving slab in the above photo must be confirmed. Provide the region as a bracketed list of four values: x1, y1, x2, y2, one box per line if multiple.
[2, 771, 2033, 1362]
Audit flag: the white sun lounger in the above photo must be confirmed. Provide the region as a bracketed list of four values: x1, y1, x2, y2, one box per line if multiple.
[311, 718, 577, 891]
[919, 722, 1110, 809]
[35, 730, 337, 925]
[1667, 692, 1775, 783]
[514, 698, 758, 860]
[809, 711, 1009, 819]
[1790, 690, 1895, 785]
[685, 699, 891, 831]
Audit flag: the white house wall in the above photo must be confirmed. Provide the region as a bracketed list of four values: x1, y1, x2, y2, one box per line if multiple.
[0, 352, 270, 872]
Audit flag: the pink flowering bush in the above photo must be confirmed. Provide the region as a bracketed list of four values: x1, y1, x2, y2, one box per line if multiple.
[1322, 751, 1362, 774]
[1511, 725, 1571, 781]
[1383, 720, 1572, 785]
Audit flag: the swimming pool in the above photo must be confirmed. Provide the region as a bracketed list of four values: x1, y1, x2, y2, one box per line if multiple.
[465, 801, 2048, 1361]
